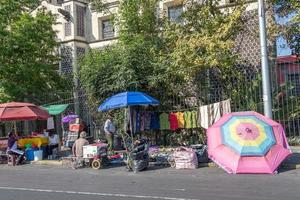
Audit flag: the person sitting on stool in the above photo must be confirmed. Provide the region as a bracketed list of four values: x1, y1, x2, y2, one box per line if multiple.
[47, 130, 59, 159]
[7, 132, 25, 165]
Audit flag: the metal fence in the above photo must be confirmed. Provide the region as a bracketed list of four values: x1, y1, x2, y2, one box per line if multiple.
[37, 5, 300, 140]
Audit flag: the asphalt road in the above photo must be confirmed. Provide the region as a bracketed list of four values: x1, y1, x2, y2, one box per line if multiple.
[0, 164, 299, 200]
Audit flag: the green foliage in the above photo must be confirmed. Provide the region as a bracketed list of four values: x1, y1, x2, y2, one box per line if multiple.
[0, 0, 67, 103]
[81, 0, 184, 106]
[161, 0, 245, 80]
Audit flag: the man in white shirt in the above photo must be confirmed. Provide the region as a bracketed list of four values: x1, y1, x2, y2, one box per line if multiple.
[104, 115, 116, 151]
[47, 130, 59, 159]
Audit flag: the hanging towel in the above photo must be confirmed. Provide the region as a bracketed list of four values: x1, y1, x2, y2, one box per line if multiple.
[150, 112, 160, 130]
[169, 112, 179, 131]
[198, 105, 209, 129]
[144, 112, 151, 130]
[184, 111, 193, 128]
[211, 102, 221, 125]
[159, 113, 170, 130]
[140, 111, 145, 131]
[175, 112, 185, 128]
[136, 110, 141, 132]
[132, 110, 137, 134]
[221, 99, 231, 115]
[191, 111, 198, 128]
[47, 117, 54, 130]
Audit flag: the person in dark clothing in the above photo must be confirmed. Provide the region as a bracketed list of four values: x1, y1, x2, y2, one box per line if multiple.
[7, 132, 25, 165]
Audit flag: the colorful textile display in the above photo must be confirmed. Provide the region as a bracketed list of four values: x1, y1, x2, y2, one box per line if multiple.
[150, 112, 160, 130]
[175, 112, 185, 128]
[184, 111, 192, 128]
[159, 113, 170, 130]
[198, 99, 231, 129]
[169, 113, 179, 130]
[191, 111, 198, 128]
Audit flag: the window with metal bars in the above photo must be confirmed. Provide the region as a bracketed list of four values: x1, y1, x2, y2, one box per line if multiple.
[102, 20, 115, 39]
[168, 5, 183, 23]
[76, 5, 85, 37]
[64, 5, 71, 36]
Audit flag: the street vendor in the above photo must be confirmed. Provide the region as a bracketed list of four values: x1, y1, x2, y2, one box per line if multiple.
[6, 131, 25, 165]
[47, 130, 59, 159]
[72, 131, 89, 158]
[104, 114, 116, 151]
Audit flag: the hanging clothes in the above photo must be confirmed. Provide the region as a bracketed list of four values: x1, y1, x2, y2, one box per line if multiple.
[150, 112, 160, 130]
[198, 105, 208, 129]
[140, 111, 145, 131]
[136, 110, 141, 132]
[144, 112, 151, 130]
[132, 109, 137, 134]
[175, 112, 185, 128]
[197, 99, 231, 129]
[221, 99, 231, 114]
[159, 113, 170, 130]
[47, 117, 54, 130]
[184, 111, 192, 128]
[191, 111, 198, 128]
[169, 112, 179, 131]
[211, 102, 221, 125]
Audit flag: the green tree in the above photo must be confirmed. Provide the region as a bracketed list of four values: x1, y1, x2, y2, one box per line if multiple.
[0, 0, 66, 103]
[162, 0, 245, 80]
[81, 0, 183, 106]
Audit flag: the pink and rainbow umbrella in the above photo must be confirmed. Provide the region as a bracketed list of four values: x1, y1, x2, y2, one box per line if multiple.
[207, 111, 292, 174]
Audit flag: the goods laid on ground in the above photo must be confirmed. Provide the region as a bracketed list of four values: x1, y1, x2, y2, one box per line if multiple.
[191, 145, 209, 163]
[173, 147, 198, 169]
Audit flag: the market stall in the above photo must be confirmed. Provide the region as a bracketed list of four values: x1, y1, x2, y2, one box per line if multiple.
[0, 102, 51, 163]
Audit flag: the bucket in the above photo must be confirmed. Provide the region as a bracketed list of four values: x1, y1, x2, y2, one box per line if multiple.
[39, 146, 48, 159]
[25, 149, 35, 161]
[34, 150, 43, 161]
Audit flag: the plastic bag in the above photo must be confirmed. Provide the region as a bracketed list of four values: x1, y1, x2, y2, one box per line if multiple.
[173, 147, 198, 169]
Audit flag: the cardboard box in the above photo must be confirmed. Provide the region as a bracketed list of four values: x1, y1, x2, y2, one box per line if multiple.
[83, 143, 108, 159]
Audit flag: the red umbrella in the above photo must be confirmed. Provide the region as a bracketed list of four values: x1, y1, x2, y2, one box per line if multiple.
[0, 102, 50, 121]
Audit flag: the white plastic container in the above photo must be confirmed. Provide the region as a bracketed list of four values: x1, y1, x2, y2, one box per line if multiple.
[34, 150, 43, 161]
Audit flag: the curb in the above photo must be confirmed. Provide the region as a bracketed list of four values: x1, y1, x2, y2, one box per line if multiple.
[30, 160, 300, 170]
[30, 160, 62, 166]
[281, 163, 300, 169]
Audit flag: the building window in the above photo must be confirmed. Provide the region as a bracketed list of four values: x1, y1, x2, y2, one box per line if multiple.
[76, 47, 86, 62]
[64, 5, 71, 36]
[288, 74, 300, 96]
[60, 46, 73, 74]
[102, 20, 115, 39]
[76, 5, 85, 37]
[168, 5, 183, 23]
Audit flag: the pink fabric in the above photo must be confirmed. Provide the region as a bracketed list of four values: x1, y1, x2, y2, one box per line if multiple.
[207, 111, 292, 174]
[174, 147, 198, 169]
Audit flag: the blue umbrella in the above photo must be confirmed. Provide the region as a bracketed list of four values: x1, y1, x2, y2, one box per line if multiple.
[98, 92, 159, 143]
[98, 91, 159, 111]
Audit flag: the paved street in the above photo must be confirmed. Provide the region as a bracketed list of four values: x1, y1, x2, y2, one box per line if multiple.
[0, 164, 299, 200]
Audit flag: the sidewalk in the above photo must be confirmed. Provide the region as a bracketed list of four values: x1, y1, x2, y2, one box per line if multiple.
[31, 146, 300, 169]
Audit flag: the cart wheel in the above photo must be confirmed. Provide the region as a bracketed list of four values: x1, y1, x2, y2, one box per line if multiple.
[92, 159, 102, 170]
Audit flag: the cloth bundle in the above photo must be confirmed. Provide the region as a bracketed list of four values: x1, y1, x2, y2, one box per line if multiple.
[173, 147, 198, 169]
[190, 144, 209, 163]
[130, 139, 149, 172]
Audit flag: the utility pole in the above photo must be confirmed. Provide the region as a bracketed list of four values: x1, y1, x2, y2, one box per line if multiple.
[258, 0, 272, 119]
